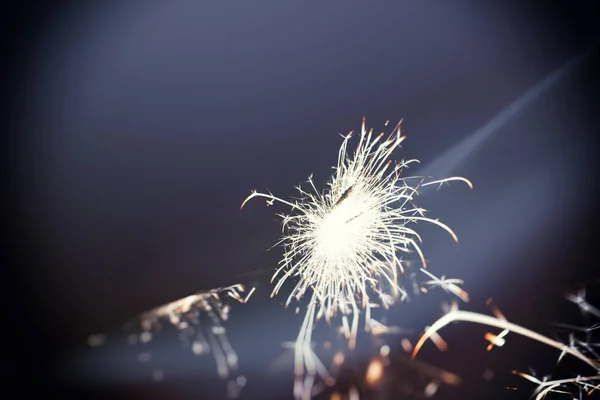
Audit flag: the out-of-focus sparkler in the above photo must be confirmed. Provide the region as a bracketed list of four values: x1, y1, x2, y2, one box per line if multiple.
[136, 284, 254, 382]
[89, 284, 254, 398]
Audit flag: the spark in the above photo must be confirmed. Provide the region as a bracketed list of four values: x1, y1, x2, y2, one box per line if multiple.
[242, 117, 471, 399]
[484, 298, 509, 351]
[88, 284, 253, 398]
[412, 309, 598, 369]
[424, 380, 440, 397]
[420, 268, 470, 303]
[380, 344, 390, 357]
[566, 289, 600, 319]
[418, 45, 593, 179]
[394, 353, 462, 386]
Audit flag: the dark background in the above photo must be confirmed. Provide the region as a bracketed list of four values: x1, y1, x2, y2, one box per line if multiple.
[4, 1, 599, 399]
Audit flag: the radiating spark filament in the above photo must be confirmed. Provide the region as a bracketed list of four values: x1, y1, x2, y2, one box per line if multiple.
[424, 380, 440, 397]
[421, 268, 470, 303]
[485, 332, 506, 348]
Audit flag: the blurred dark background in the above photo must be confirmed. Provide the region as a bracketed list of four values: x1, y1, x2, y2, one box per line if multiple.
[3, 1, 599, 399]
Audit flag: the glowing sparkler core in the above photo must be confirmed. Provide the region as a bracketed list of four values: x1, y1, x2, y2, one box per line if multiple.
[242, 118, 472, 399]
[315, 193, 368, 260]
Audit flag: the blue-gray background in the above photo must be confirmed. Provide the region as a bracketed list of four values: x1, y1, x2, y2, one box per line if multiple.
[5, 1, 599, 399]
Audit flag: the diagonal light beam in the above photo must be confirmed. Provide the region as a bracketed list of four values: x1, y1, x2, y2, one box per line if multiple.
[419, 44, 595, 178]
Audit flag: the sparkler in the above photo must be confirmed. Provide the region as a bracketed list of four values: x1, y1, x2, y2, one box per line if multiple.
[90, 284, 254, 398]
[241, 118, 472, 399]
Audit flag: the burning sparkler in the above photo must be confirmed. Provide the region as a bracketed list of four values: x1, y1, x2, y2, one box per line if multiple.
[241, 117, 472, 399]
